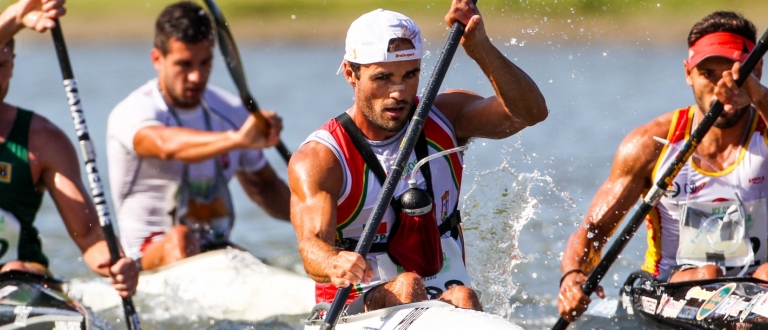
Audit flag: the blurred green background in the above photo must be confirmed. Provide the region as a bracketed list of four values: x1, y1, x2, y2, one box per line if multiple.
[45, 0, 768, 44]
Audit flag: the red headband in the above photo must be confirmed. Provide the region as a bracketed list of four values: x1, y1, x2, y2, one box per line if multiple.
[688, 32, 755, 67]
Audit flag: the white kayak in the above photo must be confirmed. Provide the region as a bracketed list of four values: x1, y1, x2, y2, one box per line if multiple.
[303, 300, 523, 330]
[66, 248, 316, 322]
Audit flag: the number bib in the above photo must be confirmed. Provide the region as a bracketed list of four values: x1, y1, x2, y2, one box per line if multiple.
[374, 237, 472, 299]
[677, 198, 767, 276]
[0, 209, 21, 265]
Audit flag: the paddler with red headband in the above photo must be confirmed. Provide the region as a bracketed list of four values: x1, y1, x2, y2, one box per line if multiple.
[558, 11, 768, 323]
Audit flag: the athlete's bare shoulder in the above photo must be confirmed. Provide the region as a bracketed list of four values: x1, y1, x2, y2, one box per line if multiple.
[27, 113, 78, 181]
[289, 140, 342, 188]
[612, 111, 677, 180]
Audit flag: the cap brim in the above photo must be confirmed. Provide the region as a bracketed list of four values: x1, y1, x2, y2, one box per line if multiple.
[689, 50, 747, 68]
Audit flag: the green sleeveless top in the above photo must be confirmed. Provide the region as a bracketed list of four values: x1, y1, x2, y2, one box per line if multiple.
[0, 108, 46, 266]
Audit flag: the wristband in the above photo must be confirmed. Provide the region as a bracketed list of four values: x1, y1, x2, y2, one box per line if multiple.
[559, 269, 585, 288]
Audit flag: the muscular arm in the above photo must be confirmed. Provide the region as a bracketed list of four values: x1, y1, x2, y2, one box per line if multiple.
[288, 141, 343, 283]
[133, 126, 243, 163]
[133, 111, 280, 163]
[561, 118, 668, 274]
[236, 164, 290, 221]
[31, 117, 111, 276]
[557, 115, 669, 321]
[436, 0, 547, 143]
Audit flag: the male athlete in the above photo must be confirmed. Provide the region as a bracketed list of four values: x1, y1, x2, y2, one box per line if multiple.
[107, 1, 289, 271]
[559, 11, 768, 322]
[290, 0, 548, 313]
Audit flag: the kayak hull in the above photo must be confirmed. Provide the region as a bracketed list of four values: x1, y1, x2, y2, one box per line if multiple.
[67, 248, 316, 323]
[303, 300, 523, 330]
[622, 270, 768, 329]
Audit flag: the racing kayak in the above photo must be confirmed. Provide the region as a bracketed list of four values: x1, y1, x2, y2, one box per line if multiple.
[67, 248, 316, 322]
[303, 300, 523, 330]
[0, 270, 106, 329]
[621, 270, 768, 329]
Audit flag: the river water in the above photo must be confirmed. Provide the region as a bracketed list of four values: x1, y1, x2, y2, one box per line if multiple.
[10, 30, 702, 329]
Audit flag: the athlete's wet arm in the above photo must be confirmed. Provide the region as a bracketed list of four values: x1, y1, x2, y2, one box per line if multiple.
[562, 176, 648, 274]
[289, 143, 372, 286]
[30, 119, 123, 274]
[133, 125, 251, 163]
[236, 164, 290, 221]
[438, 0, 547, 142]
[289, 143, 343, 282]
[561, 124, 663, 275]
[0, 0, 64, 41]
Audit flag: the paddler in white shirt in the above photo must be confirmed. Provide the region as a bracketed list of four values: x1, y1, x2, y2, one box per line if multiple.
[106, 1, 290, 271]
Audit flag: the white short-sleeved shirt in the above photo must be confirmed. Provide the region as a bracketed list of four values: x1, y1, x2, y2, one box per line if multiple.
[107, 79, 267, 258]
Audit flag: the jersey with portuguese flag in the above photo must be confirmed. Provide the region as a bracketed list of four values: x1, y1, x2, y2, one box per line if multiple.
[303, 100, 467, 304]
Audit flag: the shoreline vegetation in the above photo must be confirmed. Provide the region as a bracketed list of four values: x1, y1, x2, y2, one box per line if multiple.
[22, 0, 768, 46]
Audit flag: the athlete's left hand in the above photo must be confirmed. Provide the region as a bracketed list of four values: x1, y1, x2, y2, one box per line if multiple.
[98, 257, 139, 298]
[445, 0, 488, 54]
[716, 61, 766, 112]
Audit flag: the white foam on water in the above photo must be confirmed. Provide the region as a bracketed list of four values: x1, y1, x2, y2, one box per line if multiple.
[461, 141, 577, 320]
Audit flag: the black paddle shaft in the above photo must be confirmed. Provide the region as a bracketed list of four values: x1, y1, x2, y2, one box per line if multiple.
[50, 20, 142, 330]
[202, 0, 292, 163]
[320, 2, 477, 329]
[552, 27, 768, 330]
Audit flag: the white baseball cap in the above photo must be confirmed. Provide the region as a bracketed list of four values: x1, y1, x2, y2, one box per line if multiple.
[337, 9, 423, 74]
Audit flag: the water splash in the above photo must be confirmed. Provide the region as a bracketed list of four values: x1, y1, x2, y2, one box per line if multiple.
[461, 148, 576, 320]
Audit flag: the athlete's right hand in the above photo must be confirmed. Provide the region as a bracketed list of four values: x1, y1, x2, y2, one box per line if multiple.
[234, 110, 282, 149]
[557, 271, 605, 322]
[14, 0, 65, 32]
[329, 251, 373, 288]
